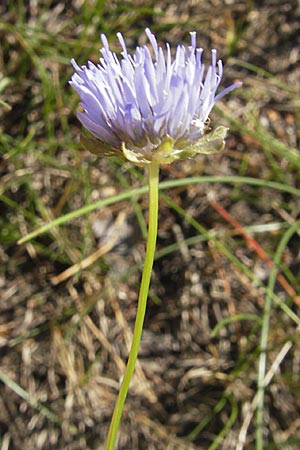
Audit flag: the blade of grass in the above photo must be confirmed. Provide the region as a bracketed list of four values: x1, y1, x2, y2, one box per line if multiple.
[209, 197, 299, 304]
[0, 369, 59, 424]
[208, 395, 238, 450]
[17, 175, 300, 244]
[256, 219, 300, 450]
[187, 397, 228, 441]
[216, 105, 300, 166]
[161, 192, 300, 329]
[211, 313, 259, 338]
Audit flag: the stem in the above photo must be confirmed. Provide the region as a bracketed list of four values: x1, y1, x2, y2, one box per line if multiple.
[105, 161, 160, 450]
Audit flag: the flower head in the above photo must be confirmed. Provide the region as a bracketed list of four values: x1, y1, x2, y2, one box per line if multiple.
[70, 29, 241, 165]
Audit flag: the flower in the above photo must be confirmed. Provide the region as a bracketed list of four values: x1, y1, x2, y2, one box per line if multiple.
[70, 28, 241, 165]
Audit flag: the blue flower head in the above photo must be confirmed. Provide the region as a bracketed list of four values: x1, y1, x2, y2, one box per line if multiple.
[70, 29, 241, 165]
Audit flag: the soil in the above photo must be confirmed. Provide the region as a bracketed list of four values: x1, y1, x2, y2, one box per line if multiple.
[1, 1, 300, 449]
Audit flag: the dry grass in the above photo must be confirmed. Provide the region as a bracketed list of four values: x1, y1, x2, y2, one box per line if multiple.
[1, 1, 300, 449]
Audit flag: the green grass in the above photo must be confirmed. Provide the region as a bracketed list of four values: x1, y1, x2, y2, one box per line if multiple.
[1, 2, 300, 449]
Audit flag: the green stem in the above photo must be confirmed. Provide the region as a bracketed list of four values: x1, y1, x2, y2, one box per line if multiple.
[105, 161, 160, 450]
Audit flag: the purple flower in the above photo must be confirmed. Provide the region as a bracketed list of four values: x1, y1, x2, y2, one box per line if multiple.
[70, 29, 241, 165]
